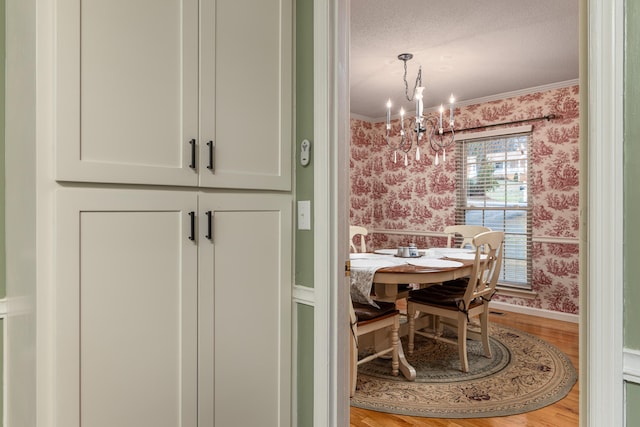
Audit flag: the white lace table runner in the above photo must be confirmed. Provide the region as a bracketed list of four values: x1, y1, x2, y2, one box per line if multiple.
[349, 256, 406, 308]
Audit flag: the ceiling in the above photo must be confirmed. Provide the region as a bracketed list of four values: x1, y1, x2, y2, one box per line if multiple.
[349, 0, 580, 120]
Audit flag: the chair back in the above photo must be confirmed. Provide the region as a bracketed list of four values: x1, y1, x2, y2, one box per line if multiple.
[350, 225, 368, 253]
[444, 225, 491, 249]
[464, 231, 504, 304]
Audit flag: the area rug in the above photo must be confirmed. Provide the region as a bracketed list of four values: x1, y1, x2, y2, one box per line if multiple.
[350, 324, 577, 418]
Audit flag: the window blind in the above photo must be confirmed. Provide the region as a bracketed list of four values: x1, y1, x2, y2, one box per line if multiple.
[455, 132, 532, 289]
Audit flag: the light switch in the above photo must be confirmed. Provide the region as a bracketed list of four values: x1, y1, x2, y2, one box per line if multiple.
[298, 200, 311, 230]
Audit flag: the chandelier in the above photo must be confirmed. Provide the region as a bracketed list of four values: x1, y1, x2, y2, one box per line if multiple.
[385, 53, 456, 165]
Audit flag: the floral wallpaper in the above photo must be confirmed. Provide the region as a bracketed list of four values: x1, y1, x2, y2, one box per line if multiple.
[350, 84, 580, 315]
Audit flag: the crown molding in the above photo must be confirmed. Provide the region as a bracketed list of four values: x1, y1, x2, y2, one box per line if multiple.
[353, 79, 580, 123]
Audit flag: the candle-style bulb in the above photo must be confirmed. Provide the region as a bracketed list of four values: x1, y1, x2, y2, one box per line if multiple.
[416, 146, 421, 161]
[435, 152, 439, 166]
[386, 99, 392, 129]
[443, 148, 446, 163]
[404, 153, 408, 166]
[449, 94, 455, 126]
[438, 104, 444, 129]
[415, 87, 425, 118]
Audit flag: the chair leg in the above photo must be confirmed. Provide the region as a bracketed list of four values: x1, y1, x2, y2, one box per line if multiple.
[350, 329, 357, 397]
[407, 302, 416, 355]
[458, 314, 469, 372]
[481, 305, 492, 358]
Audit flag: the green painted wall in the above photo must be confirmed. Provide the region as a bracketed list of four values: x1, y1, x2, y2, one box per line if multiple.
[628, 383, 640, 426]
[296, 304, 314, 426]
[626, 0, 640, 424]
[295, 0, 314, 426]
[295, 0, 314, 289]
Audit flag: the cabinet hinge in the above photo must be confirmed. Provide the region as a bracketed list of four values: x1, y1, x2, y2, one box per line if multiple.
[345, 260, 351, 277]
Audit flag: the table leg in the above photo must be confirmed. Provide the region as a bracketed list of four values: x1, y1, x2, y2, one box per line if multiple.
[373, 328, 416, 381]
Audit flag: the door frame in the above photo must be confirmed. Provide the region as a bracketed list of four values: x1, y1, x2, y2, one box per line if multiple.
[312, 0, 625, 425]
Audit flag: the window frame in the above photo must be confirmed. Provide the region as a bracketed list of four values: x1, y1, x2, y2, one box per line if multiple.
[454, 125, 533, 291]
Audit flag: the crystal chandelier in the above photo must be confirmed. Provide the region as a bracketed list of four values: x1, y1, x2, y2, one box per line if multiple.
[385, 53, 456, 165]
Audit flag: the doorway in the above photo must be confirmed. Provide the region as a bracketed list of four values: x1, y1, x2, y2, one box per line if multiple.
[311, 0, 625, 425]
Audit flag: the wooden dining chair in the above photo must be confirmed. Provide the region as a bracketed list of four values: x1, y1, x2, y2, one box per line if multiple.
[444, 225, 491, 249]
[407, 231, 504, 372]
[349, 225, 369, 253]
[441, 224, 492, 290]
[349, 297, 400, 397]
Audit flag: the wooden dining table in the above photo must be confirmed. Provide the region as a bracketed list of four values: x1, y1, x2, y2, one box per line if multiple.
[350, 250, 476, 382]
[371, 259, 474, 302]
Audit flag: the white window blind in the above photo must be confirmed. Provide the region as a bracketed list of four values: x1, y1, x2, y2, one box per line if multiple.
[455, 131, 532, 290]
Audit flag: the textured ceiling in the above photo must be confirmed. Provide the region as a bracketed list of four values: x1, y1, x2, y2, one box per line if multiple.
[350, 0, 580, 120]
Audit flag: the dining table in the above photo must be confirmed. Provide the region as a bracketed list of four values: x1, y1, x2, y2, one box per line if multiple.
[349, 248, 477, 381]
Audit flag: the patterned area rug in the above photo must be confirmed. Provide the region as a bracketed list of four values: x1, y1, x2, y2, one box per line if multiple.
[351, 324, 577, 418]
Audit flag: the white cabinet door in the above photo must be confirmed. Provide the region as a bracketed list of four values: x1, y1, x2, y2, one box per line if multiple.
[55, 189, 198, 427]
[199, 0, 293, 191]
[55, 0, 292, 191]
[198, 192, 292, 427]
[55, 0, 199, 186]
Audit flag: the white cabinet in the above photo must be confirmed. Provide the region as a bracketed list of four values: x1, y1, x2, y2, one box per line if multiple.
[198, 192, 292, 427]
[6, 1, 294, 426]
[54, 189, 292, 427]
[55, 0, 292, 191]
[55, 189, 199, 427]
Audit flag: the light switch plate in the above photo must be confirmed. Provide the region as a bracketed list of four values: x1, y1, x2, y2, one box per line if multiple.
[297, 200, 311, 230]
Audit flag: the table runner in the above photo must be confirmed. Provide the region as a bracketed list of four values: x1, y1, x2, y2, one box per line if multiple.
[349, 255, 406, 307]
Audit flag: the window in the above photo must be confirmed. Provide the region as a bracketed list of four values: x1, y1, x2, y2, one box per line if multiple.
[456, 129, 532, 290]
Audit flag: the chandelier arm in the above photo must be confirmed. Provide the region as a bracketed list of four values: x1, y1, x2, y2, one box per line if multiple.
[429, 130, 456, 152]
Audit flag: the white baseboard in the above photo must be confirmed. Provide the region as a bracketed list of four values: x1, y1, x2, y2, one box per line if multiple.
[490, 301, 579, 324]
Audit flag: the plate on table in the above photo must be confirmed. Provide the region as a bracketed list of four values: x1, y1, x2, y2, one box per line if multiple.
[374, 248, 399, 255]
[444, 252, 488, 261]
[407, 259, 464, 268]
[349, 253, 384, 260]
[374, 248, 428, 256]
[429, 247, 474, 254]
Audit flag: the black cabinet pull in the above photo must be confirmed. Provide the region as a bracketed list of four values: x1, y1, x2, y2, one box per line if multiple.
[189, 139, 196, 169]
[188, 211, 195, 241]
[207, 141, 215, 171]
[205, 210, 213, 240]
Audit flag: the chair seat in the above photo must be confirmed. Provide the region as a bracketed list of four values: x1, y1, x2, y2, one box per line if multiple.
[408, 286, 482, 310]
[353, 301, 398, 323]
[441, 277, 469, 288]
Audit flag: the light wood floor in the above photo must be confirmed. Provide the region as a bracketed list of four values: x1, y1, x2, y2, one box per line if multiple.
[350, 310, 579, 427]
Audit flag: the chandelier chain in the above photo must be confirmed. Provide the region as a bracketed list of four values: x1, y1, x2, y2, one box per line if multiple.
[403, 60, 422, 102]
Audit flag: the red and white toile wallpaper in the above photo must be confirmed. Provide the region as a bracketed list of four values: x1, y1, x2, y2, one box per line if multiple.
[350, 84, 580, 315]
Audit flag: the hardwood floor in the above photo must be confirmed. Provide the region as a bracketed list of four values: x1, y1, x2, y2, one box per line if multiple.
[350, 310, 579, 427]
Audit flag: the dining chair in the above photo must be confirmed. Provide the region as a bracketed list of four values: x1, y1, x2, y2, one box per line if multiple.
[444, 225, 491, 249]
[441, 225, 492, 289]
[349, 225, 369, 252]
[349, 296, 400, 397]
[407, 230, 504, 372]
